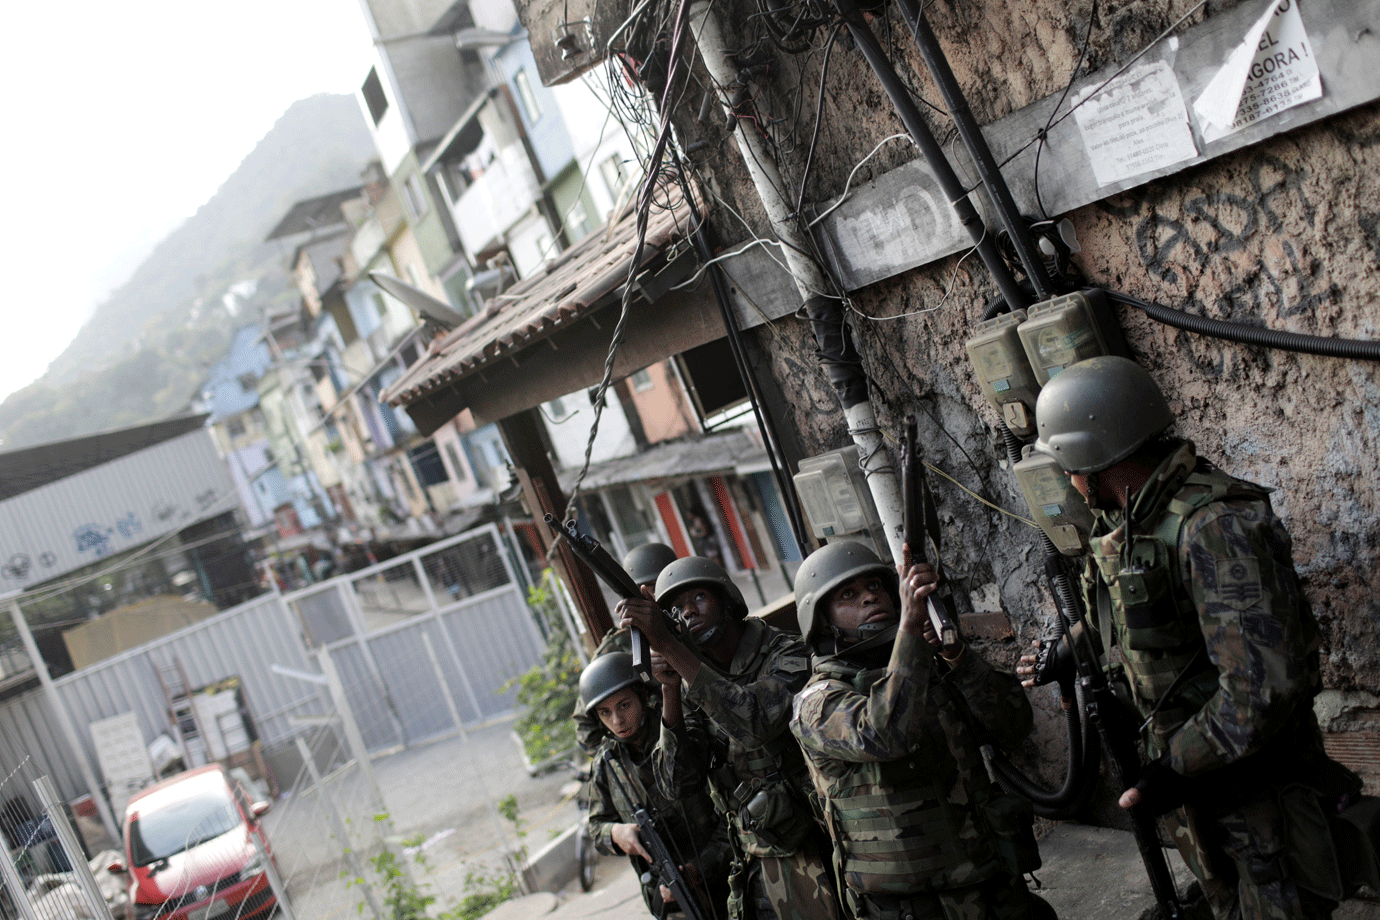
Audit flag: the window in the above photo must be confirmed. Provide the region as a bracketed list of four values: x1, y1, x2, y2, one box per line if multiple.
[600, 156, 628, 199]
[362, 68, 389, 125]
[514, 69, 542, 123]
[566, 200, 590, 240]
[445, 443, 470, 483]
[372, 291, 388, 319]
[402, 174, 429, 221]
[226, 417, 246, 438]
[630, 368, 654, 392]
[546, 395, 570, 420]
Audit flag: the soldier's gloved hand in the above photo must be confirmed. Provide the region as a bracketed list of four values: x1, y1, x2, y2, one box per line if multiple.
[1120, 756, 1189, 815]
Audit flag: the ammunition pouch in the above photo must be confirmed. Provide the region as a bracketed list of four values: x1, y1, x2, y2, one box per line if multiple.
[732, 775, 815, 857]
[1279, 760, 1380, 901]
[852, 890, 944, 920]
[979, 792, 1042, 876]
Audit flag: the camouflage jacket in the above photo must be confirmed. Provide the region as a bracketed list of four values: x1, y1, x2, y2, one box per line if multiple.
[789, 629, 1032, 895]
[587, 710, 731, 913]
[1082, 440, 1327, 778]
[662, 618, 819, 856]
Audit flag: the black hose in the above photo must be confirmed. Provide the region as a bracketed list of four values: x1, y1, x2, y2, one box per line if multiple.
[979, 420, 1101, 817]
[1110, 290, 1380, 361]
[804, 295, 870, 409]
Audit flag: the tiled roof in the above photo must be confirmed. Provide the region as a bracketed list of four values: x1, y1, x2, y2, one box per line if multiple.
[380, 179, 698, 408]
[265, 186, 364, 241]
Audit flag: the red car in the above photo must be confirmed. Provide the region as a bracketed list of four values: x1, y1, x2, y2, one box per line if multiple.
[110, 764, 278, 920]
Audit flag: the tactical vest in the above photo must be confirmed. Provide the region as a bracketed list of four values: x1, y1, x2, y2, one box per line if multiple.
[705, 623, 819, 858]
[1083, 465, 1273, 754]
[804, 659, 999, 896]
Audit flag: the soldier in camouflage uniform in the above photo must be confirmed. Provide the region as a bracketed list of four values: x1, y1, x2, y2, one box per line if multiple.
[790, 541, 1054, 920]
[581, 651, 731, 918]
[1026, 356, 1363, 920]
[576, 543, 681, 754]
[617, 556, 842, 920]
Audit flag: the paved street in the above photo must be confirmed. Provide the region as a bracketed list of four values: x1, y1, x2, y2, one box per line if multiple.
[262, 717, 580, 920]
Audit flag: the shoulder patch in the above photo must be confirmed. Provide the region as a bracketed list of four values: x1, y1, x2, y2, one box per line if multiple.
[773, 655, 810, 676]
[792, 680, 832, 722]
[1213, 556, 1263, 610]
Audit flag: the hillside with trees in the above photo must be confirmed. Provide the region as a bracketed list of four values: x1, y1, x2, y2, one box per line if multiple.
[0, 93, 376, 450]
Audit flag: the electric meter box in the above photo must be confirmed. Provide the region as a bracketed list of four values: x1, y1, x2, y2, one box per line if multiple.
[965, 309, 1042, 437]
[794, 445, 888, 560]
[1017, 289, 1129, 385]
[1013, 447, 1094, 555]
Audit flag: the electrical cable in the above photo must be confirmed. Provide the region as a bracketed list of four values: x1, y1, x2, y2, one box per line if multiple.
[563, 0, 698, 524]
[1110, 290, 1380, 362]
[1032, 0, 1099, 221]
[795, 22, 843, 217]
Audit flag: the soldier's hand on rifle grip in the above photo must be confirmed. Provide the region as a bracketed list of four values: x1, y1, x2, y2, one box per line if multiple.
[617, 595, 673, 648]
[1120, 756, 1189, 816]
[612, 823, 653, 861]
[896, 547, 939, 640]
[1017, 637, 1077, 702]
[650, 651, 680, 687]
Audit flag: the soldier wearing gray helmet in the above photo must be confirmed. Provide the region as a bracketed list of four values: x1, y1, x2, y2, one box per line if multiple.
[789, 541, 1052, 920]
[575, 542, 680, 753]
[580, 651, 731, 919]
[618, 556, 841, 920]
[1021, 355, 1368, 920]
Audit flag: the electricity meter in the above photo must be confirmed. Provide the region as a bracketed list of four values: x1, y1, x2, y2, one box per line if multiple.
[1017, 289, 1128, 384]
[793, 446, 887, 559]
[1012, 446, 1094, 555]
[965, 310, 1041, 437]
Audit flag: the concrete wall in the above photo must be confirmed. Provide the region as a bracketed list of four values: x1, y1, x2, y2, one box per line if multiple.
[642, 0, 1380, 780]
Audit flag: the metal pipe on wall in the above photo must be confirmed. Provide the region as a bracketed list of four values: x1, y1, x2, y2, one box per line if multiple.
[688, 0, 907, 563]
[834, 0, 1032, 311]
[896, 0, 1055, 299]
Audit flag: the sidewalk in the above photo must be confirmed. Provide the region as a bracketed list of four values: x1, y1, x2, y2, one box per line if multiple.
[488, 823, 1202, 920]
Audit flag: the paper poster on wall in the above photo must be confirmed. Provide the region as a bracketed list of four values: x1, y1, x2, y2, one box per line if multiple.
[1072, 60, 1199, 186]
[1193, 0, 1321, 142]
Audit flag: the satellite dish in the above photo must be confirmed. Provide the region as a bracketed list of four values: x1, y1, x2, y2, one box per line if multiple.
[368, 272, 467, 331]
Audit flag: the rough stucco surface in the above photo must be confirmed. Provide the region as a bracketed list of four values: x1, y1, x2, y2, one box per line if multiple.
[669, 0, 1380, 787]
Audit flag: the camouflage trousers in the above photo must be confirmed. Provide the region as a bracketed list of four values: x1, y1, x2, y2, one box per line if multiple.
[749, 850, 842, 920]
[850, 872, 1055, 920]
[1167, 793, 1338, 920]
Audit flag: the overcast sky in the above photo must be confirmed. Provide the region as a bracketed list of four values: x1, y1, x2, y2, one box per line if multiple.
[0, 0, 377, 407]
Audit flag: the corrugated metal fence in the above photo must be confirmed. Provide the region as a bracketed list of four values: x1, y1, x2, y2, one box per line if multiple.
[0, 525, 545, 811]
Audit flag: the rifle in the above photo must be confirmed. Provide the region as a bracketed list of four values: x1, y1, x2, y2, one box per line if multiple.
[1036, 562, 1184, 918]
[901, 416, 959, 646]
[545, 514, 653, 677]
[633, 804, 711, 920]
[603, 752, 712, 920]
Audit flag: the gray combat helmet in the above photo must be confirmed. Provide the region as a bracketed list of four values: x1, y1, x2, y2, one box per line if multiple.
[622, 542, 678, 587]
[794, 541, 898, 647]
[655, 556, 748, 618]
[578, 652, 641, 711]
[1034, 356, 1175, 475]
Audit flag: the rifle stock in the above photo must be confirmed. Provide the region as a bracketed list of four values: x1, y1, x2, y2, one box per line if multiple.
[902, 417, 959, 646]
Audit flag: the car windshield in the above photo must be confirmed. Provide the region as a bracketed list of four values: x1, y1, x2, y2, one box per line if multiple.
[128, 787, 240, 865]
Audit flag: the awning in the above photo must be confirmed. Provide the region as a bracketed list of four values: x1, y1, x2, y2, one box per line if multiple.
[555, 428, 766, 493]
[380, 178, 700, 415]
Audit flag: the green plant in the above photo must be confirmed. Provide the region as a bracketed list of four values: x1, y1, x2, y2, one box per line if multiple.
[504, 570, 582, 765]
[373, 837, 435, 919]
